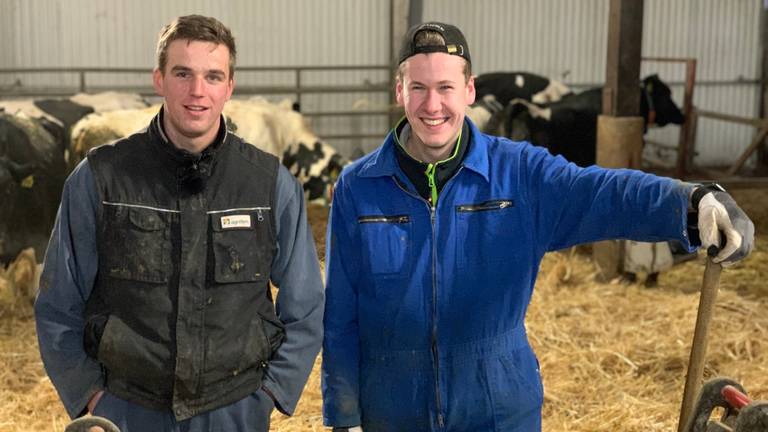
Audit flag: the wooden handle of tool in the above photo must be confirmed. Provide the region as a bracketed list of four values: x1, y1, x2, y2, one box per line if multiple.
[677, 257, 723, 432]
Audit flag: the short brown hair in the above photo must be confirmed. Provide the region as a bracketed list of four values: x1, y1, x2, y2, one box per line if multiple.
[396, 30, 472, 83]
[156, 15, 237, 78]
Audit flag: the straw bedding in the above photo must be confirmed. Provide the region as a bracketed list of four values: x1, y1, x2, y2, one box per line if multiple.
[0, 189, 765, 431]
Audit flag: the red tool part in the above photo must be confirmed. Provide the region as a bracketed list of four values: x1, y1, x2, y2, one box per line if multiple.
[722, 385, 752, 410]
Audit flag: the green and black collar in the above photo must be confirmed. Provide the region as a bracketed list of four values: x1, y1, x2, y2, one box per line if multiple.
[393, 117, 471, 207]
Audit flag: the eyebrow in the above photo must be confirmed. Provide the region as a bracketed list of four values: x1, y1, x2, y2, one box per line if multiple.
[169, 65, 227, 77]
[409, 79, 456, 86]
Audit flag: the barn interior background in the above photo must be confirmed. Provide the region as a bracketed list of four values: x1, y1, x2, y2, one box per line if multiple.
[1, 1, 768, 431]
[0, 0, 764, 169]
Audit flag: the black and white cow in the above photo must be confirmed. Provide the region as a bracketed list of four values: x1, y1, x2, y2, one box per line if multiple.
[466, 72, 571, 135]
[465, 94, 505, 134]
[475, 71, 572, 107]
[0, 112, 67, 263]
[503, 74, 684, 167]
[70, 98, 348, 203]
[0, 92, 149, 167]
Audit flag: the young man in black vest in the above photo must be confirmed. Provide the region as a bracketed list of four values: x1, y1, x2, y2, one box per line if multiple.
[35, 15, 324, 432]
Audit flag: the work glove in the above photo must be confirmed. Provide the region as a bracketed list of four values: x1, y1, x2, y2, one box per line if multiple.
[691, 183, 754, 266]
[332, 427, 363, 432]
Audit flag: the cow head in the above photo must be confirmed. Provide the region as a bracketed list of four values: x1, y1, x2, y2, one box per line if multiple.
[641, 74, 685, 128]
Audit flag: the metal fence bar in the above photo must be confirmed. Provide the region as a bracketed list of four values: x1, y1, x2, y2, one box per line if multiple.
[0, 65, 395, 146]
[303, 110, 392, 117]
[0, 65, 391, 73]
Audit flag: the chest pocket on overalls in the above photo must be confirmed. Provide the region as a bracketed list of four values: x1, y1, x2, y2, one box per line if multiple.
[210, 208, 274, 283]
[102, 205, 171, 283]
[358, 214, 411, 277]
[455, 199, 516, 269]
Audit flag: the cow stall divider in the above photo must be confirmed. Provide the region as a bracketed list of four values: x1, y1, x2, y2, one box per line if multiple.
[687, 109, 768, 188]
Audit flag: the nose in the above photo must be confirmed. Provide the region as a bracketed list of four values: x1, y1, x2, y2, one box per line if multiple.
[424, 89, 441, 113]
[190, 76, 205, 96]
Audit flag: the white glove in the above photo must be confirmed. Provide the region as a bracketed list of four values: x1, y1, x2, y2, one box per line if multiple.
[332, 427, 363, 432]
[693, 184, 754, 266]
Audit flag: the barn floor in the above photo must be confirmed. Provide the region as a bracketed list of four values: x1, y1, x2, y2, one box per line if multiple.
[1, 189, 767, 432]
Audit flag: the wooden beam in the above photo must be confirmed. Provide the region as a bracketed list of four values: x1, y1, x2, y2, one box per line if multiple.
[676, 59, 697, 177]
[603, 0, 645, 117]
[594, 0, 645, 282]
[695, 109, 768, 128]
[726, 127, 768, 176]
[759, 3, 768, 167]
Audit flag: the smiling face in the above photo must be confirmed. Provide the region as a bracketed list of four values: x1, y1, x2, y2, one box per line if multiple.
[396, 53, 475, 163]
[153, 39, 234, 153]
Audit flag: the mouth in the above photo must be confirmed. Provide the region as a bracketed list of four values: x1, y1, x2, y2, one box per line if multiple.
[184, 105, 209, 114]
[421, 117, 449, 127]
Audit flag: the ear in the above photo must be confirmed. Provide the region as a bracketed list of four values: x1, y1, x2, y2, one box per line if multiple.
[395, 78, 405, 106]
[225, 77, 235, 101]
[465, 75, 476, 105]
[152, 69, 164, 97]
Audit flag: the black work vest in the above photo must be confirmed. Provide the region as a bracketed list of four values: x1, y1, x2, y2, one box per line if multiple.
[85, 113, 284, 420]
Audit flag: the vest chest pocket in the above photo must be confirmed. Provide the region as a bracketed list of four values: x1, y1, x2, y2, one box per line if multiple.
[210, 209, 274, 283]
[102, 205, 171, 283]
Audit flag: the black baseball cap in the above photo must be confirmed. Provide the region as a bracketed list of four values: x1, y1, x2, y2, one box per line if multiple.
[398, 22, 471, 65]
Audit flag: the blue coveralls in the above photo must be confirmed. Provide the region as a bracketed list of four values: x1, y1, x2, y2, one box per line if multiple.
[322, 119, 694, 431]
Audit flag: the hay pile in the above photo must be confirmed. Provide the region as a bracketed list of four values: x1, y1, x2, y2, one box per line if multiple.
[1, 190, 766, 431]
[530, 247, 768, 431]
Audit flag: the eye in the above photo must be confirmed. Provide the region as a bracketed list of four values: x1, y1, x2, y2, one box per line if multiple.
[208, 74, 225, 82]
[175, 71, 189, 78]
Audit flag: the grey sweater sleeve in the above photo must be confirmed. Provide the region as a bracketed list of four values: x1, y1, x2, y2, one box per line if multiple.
[262, 165, 325, 415]
[34, 160, 103, 419]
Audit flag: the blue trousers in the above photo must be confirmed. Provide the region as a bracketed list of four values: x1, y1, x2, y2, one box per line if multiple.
[91, 388, 274, 432]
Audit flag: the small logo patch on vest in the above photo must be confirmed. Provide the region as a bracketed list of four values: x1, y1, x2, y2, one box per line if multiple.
[221, 215, 251, 229]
